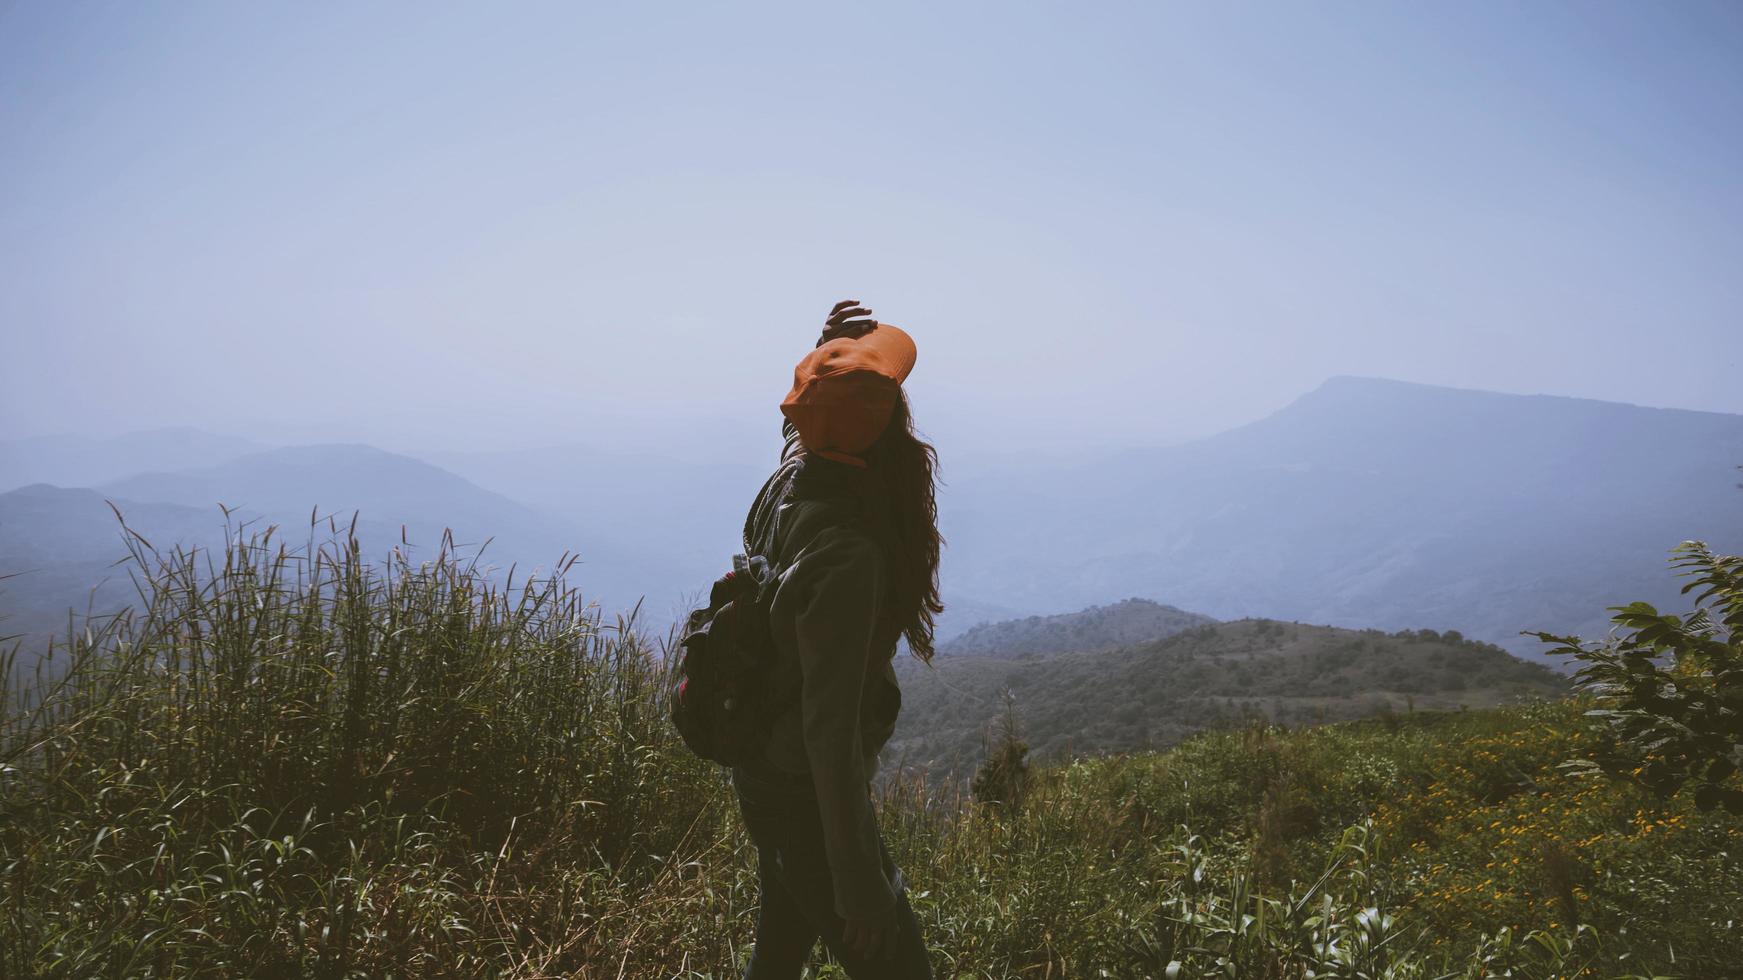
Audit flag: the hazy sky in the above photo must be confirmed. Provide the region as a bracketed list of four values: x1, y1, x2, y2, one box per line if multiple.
[3, 1, 1740, 462]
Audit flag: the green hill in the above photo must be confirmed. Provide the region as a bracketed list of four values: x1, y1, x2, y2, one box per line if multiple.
[891, 616, 1569, 779]
[939, 596, 1217, 657]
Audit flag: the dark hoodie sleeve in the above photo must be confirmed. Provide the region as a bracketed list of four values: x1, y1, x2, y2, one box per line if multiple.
[790, 525, 897, 921]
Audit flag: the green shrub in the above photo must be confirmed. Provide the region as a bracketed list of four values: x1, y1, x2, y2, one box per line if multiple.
[1529, 541, 1743, 813]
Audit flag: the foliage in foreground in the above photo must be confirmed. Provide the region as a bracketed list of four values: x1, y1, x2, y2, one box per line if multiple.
[2, 525, 741, 977]
[1529, 541, 1743, 813]
[4, 527, 1740, 978]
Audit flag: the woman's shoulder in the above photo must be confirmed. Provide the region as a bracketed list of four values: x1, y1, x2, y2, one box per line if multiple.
[772, 520, 887, 635]
[778, 502, 880, 570]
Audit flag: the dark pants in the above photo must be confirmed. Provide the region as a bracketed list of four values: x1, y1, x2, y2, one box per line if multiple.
[731, 760, 932, 980]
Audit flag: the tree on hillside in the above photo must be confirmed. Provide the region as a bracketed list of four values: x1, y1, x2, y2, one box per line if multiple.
[971, 688, 1030, 810]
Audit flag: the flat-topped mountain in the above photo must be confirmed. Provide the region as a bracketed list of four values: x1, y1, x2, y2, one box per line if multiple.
[939, 377, 1743, 657]
[889, 613, 1570, 780]
[940, 597, 1216, 658]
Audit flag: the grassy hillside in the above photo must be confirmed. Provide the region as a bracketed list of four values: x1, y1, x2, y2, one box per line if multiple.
[939, 597, 1216, 658]
[3, 530, 1734, 978]
[891, 617, 1569, 779]
[902, 699, 1743, 978]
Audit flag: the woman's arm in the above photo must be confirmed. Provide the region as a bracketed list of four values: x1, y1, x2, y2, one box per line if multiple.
[790, 525, 898, 923]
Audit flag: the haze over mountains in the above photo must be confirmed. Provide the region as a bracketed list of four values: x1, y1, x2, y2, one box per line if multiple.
[3, 377, 1738, 670]
[0, 446, 663, 645]
[0, 428, 265, 489]
[98, 444, 598, 575]
[0, 485, 217, 640]
[939, 376, 1743, 656]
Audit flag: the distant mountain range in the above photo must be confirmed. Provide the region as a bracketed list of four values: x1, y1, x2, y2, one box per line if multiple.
[0, 484, 220, 642]
[425, 443, 768, 623]
[889, 609, 1570, 780]
[937, 377, 1743, 657]
[0, 428, 264, 489]
[4, 378, 1739, 674]
[98, 443, 571, 563]
[0, 444, 665, 655]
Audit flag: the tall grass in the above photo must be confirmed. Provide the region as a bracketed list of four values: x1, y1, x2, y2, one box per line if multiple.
[4, 521, 1739, 978]
[1, 519, 748, 977]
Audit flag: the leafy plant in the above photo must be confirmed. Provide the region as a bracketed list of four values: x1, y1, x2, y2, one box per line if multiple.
[1529, 541, 1743, 813]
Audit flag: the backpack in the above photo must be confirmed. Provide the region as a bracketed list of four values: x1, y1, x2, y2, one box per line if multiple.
[668, 551, 786, 767]
[669, 456, 863, 768]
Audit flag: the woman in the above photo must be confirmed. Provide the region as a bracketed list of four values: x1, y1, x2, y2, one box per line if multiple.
[731, 299, 942, 978]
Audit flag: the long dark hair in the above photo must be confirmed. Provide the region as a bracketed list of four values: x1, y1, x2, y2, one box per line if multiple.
[859, 389, 945, 663]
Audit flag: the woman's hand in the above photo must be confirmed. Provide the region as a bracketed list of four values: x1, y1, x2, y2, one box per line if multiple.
[817, 298, 877, 347]
[841, 904, 899, 961]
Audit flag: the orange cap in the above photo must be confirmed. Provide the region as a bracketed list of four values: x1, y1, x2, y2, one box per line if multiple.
[780, 323, 917, 468]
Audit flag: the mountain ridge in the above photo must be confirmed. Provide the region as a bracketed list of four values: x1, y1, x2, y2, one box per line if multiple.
[1308, 374, 1743, 418]
[7, 377, 1739, 662]
[939, 374, 1743, 657]
[0, 427, 266, 492]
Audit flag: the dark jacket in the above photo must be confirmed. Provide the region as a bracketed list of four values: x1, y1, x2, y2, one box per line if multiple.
[742, 419, 905, 920]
